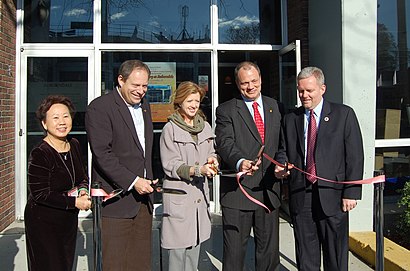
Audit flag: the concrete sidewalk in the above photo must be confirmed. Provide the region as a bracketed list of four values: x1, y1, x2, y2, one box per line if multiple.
[0, 214, 373, 271]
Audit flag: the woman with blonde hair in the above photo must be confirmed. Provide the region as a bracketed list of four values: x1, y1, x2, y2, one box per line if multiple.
[160, 81, 218, 271]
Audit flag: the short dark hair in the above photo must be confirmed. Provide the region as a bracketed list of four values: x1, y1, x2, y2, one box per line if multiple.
[36, 95, 76, 123]
[118, 60, 151, 82]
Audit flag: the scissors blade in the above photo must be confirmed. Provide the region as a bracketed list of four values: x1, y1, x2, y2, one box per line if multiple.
[156, 187, 187, 195]
[219, 170, 238, 177]
[253, 145, 265, 164]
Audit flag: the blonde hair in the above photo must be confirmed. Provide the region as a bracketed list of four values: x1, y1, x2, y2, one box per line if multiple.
[172, 81, 206, 119]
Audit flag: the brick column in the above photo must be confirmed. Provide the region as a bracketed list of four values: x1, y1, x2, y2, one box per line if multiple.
[0, 0, 16, 232]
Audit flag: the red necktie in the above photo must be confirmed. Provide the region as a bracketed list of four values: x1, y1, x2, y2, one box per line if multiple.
[252, 102, 264, 143]
[306, 109, 317, 183]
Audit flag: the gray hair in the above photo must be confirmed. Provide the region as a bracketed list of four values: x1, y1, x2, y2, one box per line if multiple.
[297, 66, 325, 85]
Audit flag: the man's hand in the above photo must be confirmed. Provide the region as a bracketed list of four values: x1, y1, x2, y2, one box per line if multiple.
[274, 163, 291, 179]
[239, 159, 259, 175]
[134, 178, 158, 195]
[342, 198, 357, 212]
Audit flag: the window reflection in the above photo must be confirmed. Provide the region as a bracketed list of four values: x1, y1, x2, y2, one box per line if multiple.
[218, 0, 282, 44]
[26, 57, 89, 166]
[22, 0, 283, 45]
[375, 147, 410, 196]
[280, 51, 298, 113]
[27, 57, 88, 133]
[375, 147, 409, 243]
[101, 53, 211, 122]
[102, 0, 210, 43]
[24, 0, 93, 43]
[377, 0, 410, 139]
[218, 50, 279, 104]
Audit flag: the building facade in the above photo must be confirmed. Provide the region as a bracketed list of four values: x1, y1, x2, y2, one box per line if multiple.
[0, 0, 17, 231]
[0, 0, 408, 237]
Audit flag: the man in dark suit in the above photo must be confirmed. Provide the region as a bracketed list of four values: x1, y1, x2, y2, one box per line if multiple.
[275, 66, 364, 271]
[85, 60, 156, 271]
[215, 61, 282, 271]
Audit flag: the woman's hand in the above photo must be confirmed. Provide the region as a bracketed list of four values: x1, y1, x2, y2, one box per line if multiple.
[207, 156, 219, 175]
[75, 194, 91, 210]
[201, 163, 218, 178]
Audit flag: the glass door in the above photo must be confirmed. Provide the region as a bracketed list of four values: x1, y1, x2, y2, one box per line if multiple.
[278, 40, 301, 217]
[15, 50, 94, 219]
[279, 40, 301, 113]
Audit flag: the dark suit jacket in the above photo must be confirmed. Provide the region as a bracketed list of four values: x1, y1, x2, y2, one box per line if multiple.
[215, 95, 282, 210]
[85, 89, 154, 218]
[276, 100, 364, 216]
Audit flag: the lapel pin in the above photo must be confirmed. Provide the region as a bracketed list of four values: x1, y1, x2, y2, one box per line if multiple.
[269, 109, 272, 113]
[324, 116, 329, 122]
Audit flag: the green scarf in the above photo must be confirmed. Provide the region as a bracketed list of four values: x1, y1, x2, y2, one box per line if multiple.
[168, 112, 205, 135]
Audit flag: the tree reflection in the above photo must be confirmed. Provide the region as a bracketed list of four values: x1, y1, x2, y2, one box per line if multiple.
[225, 23, 260, 44]
[377, 23, 398, 72]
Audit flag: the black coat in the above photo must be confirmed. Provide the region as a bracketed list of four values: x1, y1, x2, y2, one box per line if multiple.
[215, 95, 282, 210]
[85, 89, 154, 218]
[275, 100, 364, 216]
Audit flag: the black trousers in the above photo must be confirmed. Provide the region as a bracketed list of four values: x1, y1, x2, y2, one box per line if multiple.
[222, 206, 280, 271]
[292, 186, 349, 271]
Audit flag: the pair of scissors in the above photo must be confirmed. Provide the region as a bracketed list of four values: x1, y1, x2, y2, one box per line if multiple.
[150, 182, 187, 195]
[219, 145, 265, 177]
[251, 145, 265, 165]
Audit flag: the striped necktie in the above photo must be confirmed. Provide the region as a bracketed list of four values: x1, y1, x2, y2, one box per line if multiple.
[306, 109, 317, 183]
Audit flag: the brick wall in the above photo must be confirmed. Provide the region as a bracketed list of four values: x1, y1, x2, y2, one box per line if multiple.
[0, 0, 16, 232]
[287, 0, 310, 68]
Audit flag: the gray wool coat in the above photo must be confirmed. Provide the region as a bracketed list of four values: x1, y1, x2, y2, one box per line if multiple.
[159, 120, 216, 249]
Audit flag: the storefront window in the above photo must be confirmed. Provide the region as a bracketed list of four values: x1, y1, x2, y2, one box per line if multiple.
[377, 0, 410, 139]
[101, 1, 210, 43]
[218, 0, 282, 44]
[375, 147, 410, 244]
[375, 147, 410, 196]
[24, 0, 93, 43]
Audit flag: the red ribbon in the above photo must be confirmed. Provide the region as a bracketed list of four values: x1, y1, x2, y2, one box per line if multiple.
[235, 153, 386, 213]
[91, 188, 123, 202]
[236, 171, 272, 213]
[262, 153, 385, 185]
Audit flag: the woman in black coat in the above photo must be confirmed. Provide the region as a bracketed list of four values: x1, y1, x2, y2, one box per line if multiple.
[24, 95, 91, 271]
